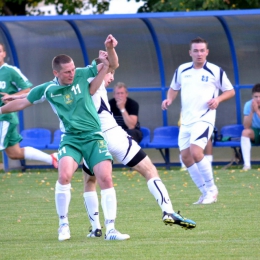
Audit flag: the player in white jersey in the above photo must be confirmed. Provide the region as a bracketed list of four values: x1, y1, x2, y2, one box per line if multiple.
[0, 43, 57, 169]
[82, 57, 196, 238]
[162, 37, 235, 204]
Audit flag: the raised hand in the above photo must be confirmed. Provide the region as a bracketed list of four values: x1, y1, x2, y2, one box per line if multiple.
[105, 34, 118, 49]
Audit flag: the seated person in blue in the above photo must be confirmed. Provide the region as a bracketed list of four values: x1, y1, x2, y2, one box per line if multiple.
[241, 83, 260, 170]
[109, 82, 143, 143]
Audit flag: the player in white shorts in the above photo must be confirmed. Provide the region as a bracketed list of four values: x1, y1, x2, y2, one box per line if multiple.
[82, 57, 196, 238]
[162, 37, 235, 205]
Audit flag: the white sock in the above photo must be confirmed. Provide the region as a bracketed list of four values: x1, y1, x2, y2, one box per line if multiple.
[205, 155, 213, 163]
[55, 181, 71, 226]
[147, 177, 174, 213]
[187, 163, 207, 196]
[179, 154, 186, 167]
[196, 157, 216, 190]
[83, 191, 101, 230]
[241, 136, 251, 167]
[101, 188, 117, 233]
[24, 147, 52, 164]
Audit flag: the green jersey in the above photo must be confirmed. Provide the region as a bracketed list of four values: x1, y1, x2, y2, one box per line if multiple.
[0, 63, 32, 124]
[27, 65, 101, 134]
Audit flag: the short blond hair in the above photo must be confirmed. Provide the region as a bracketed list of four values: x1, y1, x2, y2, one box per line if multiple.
[114, 82, 127, 92]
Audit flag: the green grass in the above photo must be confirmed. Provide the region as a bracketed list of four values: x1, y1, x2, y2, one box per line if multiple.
[0, 166, 259, 260]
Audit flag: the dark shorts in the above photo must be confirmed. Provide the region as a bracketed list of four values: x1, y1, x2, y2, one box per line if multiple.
[126, 128, 143, 144]
[252, 127, 260, 145]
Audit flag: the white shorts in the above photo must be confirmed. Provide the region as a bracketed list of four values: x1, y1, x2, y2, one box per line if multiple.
[98, 126, 141, 165]
[178, 121, 214, 151]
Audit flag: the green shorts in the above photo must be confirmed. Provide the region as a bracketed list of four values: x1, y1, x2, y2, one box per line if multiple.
[0, 121, 22, 151]
[58, 131, 112, 175]
[252, 127, 260, 145]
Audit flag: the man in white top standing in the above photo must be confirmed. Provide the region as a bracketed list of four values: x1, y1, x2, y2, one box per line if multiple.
[82, 56, 196, 238]
[162, 37, 235, 204]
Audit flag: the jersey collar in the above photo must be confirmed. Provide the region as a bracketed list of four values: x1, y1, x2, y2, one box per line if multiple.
[192, 60, 207, 69]
[52, 77, 60, 85]
[52, 77, 72, 87]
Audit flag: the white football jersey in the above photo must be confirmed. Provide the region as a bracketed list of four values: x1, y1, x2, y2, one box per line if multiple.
[91, 80, 118, 132]
[170, 61, 233, 126]
[89, 79, 142, 165]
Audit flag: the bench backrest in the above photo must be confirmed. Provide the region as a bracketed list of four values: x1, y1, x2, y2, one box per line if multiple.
[20, 128, 52, 149]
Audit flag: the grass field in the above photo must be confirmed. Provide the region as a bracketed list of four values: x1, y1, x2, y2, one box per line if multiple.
[0, 166, 259, 260]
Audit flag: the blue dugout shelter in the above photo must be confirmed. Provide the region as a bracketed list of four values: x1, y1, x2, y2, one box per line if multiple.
[0, 10, 260, 169]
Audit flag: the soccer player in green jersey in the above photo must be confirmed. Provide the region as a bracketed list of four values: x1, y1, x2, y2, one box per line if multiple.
[0, 35, 130, 241]
[0, 43, 58, 168]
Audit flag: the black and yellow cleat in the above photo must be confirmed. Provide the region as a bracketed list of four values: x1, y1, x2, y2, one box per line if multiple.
[162, 211, 196, 230]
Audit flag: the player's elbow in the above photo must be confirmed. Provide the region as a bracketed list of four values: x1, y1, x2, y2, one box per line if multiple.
[229, 89, 235, 98]
[110, 62, 119, 70]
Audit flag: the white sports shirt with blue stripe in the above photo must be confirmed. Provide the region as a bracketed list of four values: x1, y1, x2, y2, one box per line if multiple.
[170, 61, 233, 126]
[90, 79, 118, 132]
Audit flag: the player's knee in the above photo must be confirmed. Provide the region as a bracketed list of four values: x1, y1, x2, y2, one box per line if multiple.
[85, 175, 96, 185]
[134, 157, 158, 180]
[189, 149, 203, 162]
[6, 151, 23, 160]
[58, 171, 73, 185]
[84, 176, 97, 192]
[242, 129, 252, 137]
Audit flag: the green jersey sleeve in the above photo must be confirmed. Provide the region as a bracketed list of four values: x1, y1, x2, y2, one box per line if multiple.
[0, 64, 33, 124]
[27, 82, 54, 104]
[75, 64, 98, 82]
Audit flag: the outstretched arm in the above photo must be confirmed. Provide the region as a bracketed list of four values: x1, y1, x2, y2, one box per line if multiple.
[0, 89, 30, 104]
[104, 34, 119, 72]
[0, 98, 32, 114]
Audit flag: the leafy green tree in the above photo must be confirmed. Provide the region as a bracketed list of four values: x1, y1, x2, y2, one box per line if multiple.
[128, 0, 260, 12]
[0, 0, 110, 16]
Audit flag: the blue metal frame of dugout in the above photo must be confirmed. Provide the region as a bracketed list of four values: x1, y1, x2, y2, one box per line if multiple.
[0, 9, 259, 170]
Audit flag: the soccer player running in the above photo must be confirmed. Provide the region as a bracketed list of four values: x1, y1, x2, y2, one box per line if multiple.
[0, 42, 57, 168]
[0, 35, 130, 241]
[162, 37, 235, 204]
[82, 55, 196, 238]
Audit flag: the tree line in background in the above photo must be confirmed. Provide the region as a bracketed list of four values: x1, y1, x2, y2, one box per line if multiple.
[132, 0, 260, 13]
[0, 0, 110, 15]
[0, 0, 260, 16]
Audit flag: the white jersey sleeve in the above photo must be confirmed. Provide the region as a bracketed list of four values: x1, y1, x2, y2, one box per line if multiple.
[170, 62, 193, 91]
[91, 80, 118, 132]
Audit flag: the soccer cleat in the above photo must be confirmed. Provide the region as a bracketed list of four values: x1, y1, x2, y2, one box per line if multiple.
[180, 166, 187, 172]
[58, 223, 70, 241]
[162, 211, 196, 230]
[87, 227, 102, 238]
[51, 153, 58, 168]
[104, 229, 130, 241]
[242, 165, 251, 171]
[201, 188, 218, 204]
[193, 194, 204, 204]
